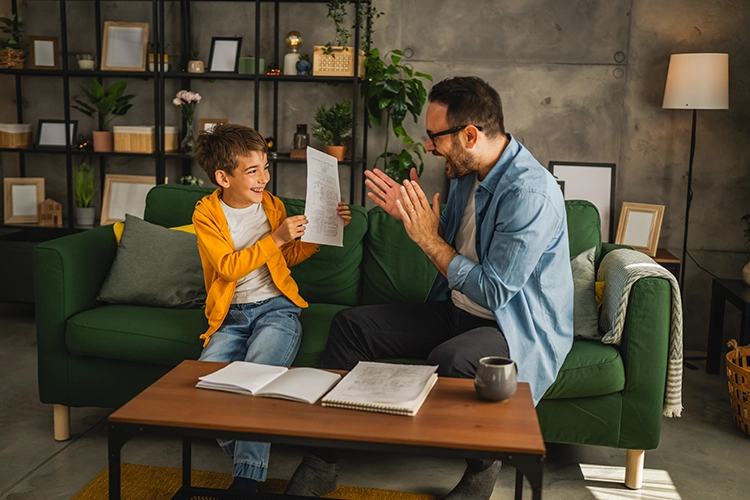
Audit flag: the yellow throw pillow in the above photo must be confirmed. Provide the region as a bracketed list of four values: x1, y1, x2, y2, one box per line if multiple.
[113, 221, 195, 244]
[595, 281, 605, 310]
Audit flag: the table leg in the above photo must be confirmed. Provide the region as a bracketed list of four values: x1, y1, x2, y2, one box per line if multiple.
[515, 468, 523, 499]
[108, 424, 126, 500]
[182, 437, 192, 487]
[706, 289, 726, 374]
[509, 455, 543, 500]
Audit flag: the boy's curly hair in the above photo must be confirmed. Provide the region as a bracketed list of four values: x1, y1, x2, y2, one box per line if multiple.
[194, 123, 268, 186]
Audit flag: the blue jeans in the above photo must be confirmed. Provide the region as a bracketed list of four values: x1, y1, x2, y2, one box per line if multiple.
[198, 296, 302, 481]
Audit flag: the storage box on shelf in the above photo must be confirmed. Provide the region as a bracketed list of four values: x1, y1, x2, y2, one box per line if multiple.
[313, 46, 365, 77]
[113, 126, 178, 154]
[0, 124, 33, 148]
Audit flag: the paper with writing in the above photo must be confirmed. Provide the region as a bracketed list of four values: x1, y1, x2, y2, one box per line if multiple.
[301, 146, 344, 247]
[323, 361, 438, 404]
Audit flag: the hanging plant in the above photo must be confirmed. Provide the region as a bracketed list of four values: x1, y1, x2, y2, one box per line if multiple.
[324, 1, 383, 55]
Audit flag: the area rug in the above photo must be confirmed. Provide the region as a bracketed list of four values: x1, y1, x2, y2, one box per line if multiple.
[72, 462, 439, 499]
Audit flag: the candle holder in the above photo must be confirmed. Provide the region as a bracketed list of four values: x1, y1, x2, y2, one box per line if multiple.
[77, 53, 95, 70]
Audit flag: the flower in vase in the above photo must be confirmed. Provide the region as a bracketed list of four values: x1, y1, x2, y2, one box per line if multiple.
[174, 90, 202, 123]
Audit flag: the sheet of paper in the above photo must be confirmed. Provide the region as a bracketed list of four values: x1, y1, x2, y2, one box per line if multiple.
[196, 361, 287, 394]
[301, 147, 344, 247]
[323, 362, 438, 404]
[255, 367, 342, 404]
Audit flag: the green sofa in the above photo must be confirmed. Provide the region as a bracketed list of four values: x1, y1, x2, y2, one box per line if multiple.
[34, 184, 672, 489]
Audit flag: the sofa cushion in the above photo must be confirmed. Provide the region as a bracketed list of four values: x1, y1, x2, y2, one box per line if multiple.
[542, 339, 624, 399]
[285, 198, 367, 306]
[294, 303, 351, 367]
[571, 246, 600, 340]
[66, 305, 206, 366]
[565, 200, 602, 264]
[362, 207, 438, 305]
[96, 214, 206, 309]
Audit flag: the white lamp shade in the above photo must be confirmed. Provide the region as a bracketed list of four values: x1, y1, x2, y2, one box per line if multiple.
[663, 53, 729, 109]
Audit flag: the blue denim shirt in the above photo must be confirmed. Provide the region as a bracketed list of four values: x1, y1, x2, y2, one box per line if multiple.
[427, 134, 574, 405]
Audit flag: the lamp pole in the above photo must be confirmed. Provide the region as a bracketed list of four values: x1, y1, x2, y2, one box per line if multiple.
[680, 108, 697, 294]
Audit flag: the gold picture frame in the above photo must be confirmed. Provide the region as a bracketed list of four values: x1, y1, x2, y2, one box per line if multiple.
[29, 36, 60, 70]
[199, 118, 228, 133]
[3, 177, 45, 224]
[101, 174, 166, 226]
[615, 202, 665, 257]
[101, 21, 149, 72]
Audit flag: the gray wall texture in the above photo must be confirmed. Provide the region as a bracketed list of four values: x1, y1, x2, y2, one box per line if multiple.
[1, 0, 749, 351]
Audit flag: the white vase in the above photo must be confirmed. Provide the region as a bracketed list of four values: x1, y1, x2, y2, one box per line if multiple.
[742, 259, 750, 286]
[75, 207, 95, 227]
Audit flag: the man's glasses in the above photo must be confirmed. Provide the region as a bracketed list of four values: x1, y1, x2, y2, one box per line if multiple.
[427, 124, 484, 144]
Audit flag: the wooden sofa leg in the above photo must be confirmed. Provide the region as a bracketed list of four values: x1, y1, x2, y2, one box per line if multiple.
[53, 404, 70, 441]
[624, 449, 644, 489]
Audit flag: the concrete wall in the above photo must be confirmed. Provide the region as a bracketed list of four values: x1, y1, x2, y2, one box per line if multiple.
[1, 0, 749, 350]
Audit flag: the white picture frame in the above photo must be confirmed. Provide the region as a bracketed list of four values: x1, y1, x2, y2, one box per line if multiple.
[208, 37, 242, 73]
[36, 120, 78, 149]
[100, 174, 167, 226]
[3, 177, 45, 224]
[199, 118, 228, 132]
[549, 161, 616, 243]
[29, 36, 60, 70]
[101, 22, 149, 72]
[615, 202, 665, 257]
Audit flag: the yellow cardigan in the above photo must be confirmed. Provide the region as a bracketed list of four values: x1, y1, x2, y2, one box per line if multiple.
[192, 188, 319, 346]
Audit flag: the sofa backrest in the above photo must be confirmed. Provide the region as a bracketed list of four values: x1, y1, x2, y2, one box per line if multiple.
[565, 200, 602, 262]
[145, 184, 213, 227]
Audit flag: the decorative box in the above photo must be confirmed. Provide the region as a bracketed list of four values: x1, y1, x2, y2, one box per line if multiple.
[313, 46, 365, 78]
[113, 126, 178, 153]
[0, 123, 33, 148]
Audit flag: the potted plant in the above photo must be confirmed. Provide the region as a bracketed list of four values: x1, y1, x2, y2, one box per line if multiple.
[187, 48, 204, 73]
[296, 53, 311, 75]
[311, 100, 353, 161]
[0, 14, 25, 69]
[73, 163, 96, 226]
[72, 79, 135, 152]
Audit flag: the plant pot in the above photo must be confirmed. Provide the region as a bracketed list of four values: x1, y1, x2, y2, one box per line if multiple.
[187, 60, 204, 73]
[742, 259, 750, 286]
[92, 131, 113, 152]
[75, 206, 95, 227]
[325, 145, 346, 161]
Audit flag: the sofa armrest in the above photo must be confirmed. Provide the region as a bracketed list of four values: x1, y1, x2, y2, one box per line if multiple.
[601, 242, 630, 259]
[34, 225, 118, 404]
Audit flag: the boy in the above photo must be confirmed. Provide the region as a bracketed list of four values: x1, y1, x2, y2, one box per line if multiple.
[192, 123, 351, 493]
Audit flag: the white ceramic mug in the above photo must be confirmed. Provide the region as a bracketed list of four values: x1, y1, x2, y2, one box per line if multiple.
[474, 356, 517, 402]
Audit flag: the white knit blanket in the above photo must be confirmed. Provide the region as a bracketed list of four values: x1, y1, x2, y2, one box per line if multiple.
[597, 249, 683, 417]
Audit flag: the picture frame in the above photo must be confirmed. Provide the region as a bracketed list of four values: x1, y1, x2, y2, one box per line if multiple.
[208, 37, 242, 73]
[36, 120, 78, 149]
[3, 177, 45, 224]
[100, 174, 166, 226]
[614, 202, 665, 258]
[101, 21, 149, 72]
[28, 36, 60, 70]
[199, 118, 228, 133]
[549, 161, 616, 242]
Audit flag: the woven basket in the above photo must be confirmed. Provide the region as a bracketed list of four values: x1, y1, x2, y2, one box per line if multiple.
[0, 48, 26, 69]
[726, 339, 750, 435]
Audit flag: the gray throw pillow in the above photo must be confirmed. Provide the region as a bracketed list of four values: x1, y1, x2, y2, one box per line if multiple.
[97, 214, 206, 309]
[570, 246, 600, 340]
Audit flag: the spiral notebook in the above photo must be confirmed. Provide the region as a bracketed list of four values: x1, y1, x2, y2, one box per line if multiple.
[321, 361, 439, 416]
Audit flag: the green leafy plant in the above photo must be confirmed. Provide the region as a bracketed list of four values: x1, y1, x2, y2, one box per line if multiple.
[72, 79, 135, 131]
[363, 48, 433, 183]
[180, 175, 204, 186]
[73, 164, 96, 208]
[311, 100, 353, 146]
[324, 1, 382, 55]
[298, 53, 310, 62]
[0, 14, 24, 49]
[190, 48, 200, 60]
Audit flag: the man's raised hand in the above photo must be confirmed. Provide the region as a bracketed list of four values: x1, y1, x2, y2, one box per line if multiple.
[365, 167, 419, 220]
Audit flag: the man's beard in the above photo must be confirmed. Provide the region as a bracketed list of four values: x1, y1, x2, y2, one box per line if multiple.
[435, 136, 480, 180]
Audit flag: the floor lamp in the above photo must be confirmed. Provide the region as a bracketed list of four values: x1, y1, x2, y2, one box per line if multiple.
[662, 53, 729, 294]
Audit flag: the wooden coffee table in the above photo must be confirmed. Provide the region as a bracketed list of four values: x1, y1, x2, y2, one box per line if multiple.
[108, 360, 545, 499]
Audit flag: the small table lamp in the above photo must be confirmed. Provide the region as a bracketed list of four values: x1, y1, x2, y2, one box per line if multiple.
[284, 31, 303, 76]
[662, 53, 729, 292]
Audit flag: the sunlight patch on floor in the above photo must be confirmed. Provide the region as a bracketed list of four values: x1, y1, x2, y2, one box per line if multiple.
[580, 464, 682, 500]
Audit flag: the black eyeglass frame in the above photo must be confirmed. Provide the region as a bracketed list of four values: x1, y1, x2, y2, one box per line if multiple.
[427, 124, 484, 143]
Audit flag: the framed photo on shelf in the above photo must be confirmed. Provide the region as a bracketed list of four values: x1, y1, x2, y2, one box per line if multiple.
[199, 118, 228, 132]
[614, 202, 665, 257]
[208, 37, 242, 73]
[100, 174, 167, 226]
[548, 161, 616, 242]
[36, 120, 78, 149]
[3, 177, 45, 224]
[101, 21, 149, 71]
[28, 36, 60, 70]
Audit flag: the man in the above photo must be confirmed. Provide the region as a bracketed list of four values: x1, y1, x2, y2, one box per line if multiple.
[286, 76, 574, 500]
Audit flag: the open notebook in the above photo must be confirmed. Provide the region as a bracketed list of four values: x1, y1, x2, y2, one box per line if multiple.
[321, 361, 438, 416]
[196, 361, 341, 404]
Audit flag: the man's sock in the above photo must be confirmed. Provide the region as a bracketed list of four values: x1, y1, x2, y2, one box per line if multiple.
[227, 476, 259, 493]
[284, 452, 339, 497]
[445, 459, 502, 500]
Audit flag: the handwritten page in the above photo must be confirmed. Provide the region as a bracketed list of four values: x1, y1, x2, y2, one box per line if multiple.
[323, 361, 438, 404]
[302, 147, 344, 247]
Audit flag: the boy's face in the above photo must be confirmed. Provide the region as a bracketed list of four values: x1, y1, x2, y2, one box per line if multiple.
[216, 151, 270, 208]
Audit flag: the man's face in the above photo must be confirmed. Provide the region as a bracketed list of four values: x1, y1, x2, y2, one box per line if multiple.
[424, 102, 479, 180]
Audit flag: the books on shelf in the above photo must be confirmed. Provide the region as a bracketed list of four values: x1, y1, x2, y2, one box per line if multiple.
[321, 361, 438, 416]
[196, 361, 341, 405]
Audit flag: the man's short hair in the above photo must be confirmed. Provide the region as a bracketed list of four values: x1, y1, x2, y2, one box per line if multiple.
[428, 76, 505, 138]
[194, 123, 268, 186]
